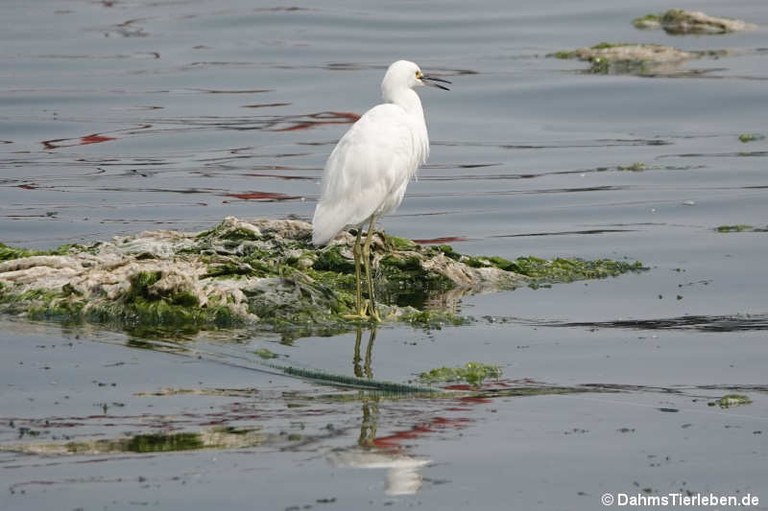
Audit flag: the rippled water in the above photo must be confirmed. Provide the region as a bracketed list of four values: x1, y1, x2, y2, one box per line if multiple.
[1, 1, 767, 510]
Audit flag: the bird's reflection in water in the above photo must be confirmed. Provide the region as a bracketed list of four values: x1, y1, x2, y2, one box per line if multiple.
[327, 326, 431, 496]
[353, 325, 375, 380]
[354, 326, 378, 446]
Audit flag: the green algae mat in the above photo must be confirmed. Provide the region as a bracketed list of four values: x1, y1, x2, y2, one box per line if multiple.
[550, 9, 754, 76]
[0, 217, 645, 338]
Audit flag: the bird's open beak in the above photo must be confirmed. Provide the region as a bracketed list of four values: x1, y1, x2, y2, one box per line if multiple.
[421, 74, 451, 91]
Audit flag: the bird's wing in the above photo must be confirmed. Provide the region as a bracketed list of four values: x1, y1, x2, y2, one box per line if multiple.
[312, 104, 422, 245]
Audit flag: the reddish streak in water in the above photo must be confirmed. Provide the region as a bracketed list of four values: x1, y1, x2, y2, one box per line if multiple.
[443, 383, 475, 391]
[274, 111, 360, 132]
[79, 134, 116, 145]
[17, 183, 38, 190]
[412, 236, 469, 245]
[225, 191, 301, 201]
[373, 425, 433, 449]
[372, 416, 473, 450]
[42, 133, 116, 149]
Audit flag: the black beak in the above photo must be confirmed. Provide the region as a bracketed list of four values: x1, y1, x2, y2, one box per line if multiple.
[422, 74, 451, 91]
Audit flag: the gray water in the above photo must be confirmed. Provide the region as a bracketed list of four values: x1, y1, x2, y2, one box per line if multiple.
[1, 1, 767, 510]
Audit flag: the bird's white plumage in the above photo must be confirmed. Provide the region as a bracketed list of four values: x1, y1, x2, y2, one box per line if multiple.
[312, 60, 432, 246]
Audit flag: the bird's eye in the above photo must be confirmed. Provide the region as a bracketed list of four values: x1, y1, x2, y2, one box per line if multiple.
[415, 71, 423, 79]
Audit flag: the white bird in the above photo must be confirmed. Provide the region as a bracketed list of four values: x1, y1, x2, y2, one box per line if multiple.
[312, 60, 450, 322]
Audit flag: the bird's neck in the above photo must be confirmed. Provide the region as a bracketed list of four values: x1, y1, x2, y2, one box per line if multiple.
[382, 87, 430, 164]
[383, 88, 424, 118]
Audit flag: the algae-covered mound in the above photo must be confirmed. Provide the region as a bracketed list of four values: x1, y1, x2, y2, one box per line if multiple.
[553, 42, 702, 75]
[0, 217, 644, 336]
[633, 9, 755, 34]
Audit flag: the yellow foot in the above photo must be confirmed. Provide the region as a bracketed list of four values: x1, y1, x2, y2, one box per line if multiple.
[369, 308, 382, 323]
[342, 312, 369, 321]
[343, 303, 370, 322]
[342, 312, 382, 323]
[342, 304, 383, 323]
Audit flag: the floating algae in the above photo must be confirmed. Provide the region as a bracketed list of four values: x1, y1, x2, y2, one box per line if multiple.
[419, 362, 503, 386]
[552, 37, 742, 76]
[709, 394, 752, 409]
[738, 133, 765, 143]
[633, 9, 755, 35]
[555, 8, 752, 75]
[715, 225, 767, 233]
[0, 217, 645, 336]
[552, 42, 712, 75]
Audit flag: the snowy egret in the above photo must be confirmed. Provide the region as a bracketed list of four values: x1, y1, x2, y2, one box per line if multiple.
[312, 60, 450, 322]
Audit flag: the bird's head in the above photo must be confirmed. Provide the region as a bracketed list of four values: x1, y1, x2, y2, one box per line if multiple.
[383, 60, 451, 94]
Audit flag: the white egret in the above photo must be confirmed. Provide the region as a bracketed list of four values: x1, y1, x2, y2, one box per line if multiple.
[311, 60, 450, 322]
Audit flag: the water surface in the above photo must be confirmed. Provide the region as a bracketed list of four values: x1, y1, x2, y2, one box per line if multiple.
[1, 1, 767, 509]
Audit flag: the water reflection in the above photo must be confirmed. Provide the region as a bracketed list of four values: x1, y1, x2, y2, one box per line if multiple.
[353, 327, 378, 446]
[328, 326, 432, 496]
[327, 446, 431, 496]
[1, 427, 268, 456]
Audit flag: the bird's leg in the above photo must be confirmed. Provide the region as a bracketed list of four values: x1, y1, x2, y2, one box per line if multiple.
[362, 216, 382, 323]
[343, 227, 374, 321]
[352, 227, 367, 317]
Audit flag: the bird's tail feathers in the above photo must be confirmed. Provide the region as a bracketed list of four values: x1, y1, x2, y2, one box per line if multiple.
[312, 201, 375, 246]
[312, 205, 349, 246]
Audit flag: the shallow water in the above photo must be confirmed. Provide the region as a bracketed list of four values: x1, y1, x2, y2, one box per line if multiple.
[1, 1, 767, 510]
